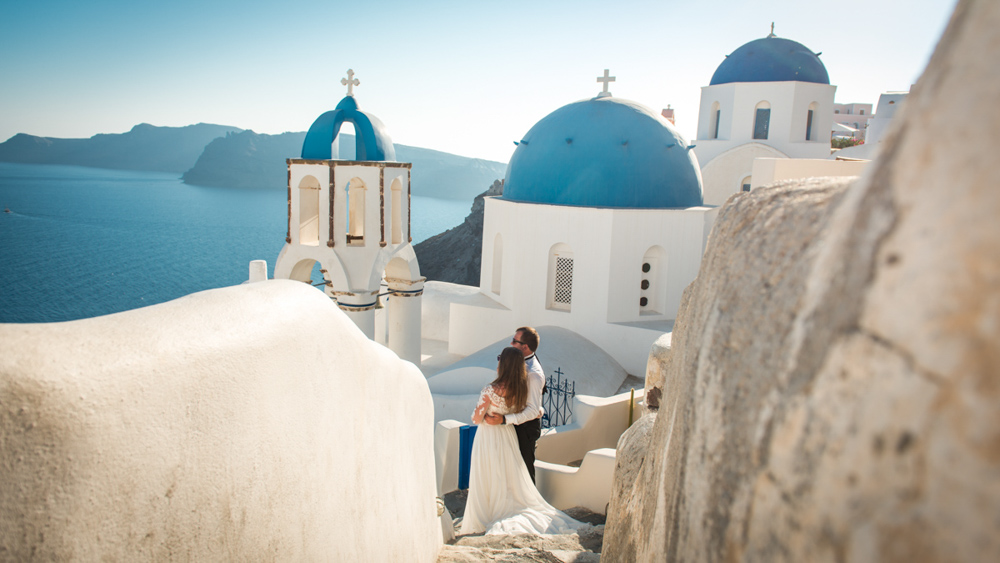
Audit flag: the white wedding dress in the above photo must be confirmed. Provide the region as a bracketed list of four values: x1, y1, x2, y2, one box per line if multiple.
[459, 385, 586, 536]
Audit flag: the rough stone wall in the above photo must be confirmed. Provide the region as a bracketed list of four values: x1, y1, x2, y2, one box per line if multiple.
[603, 1, 1000, 561]
[0, 281, 442, 562]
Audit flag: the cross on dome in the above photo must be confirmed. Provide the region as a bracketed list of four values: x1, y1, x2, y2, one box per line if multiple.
[342, 69, 360, 97]
[597, 69, 615, 98]
[767, 22, 776, 38]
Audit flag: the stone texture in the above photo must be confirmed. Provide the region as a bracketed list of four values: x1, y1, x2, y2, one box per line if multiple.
[603, 1, 1000, 560]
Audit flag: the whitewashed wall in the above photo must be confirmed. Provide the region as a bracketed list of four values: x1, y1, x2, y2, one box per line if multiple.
[695, 81, 836, 164]
[750, 157, 869, 189]
[457, 198, 712, 376]
[0, 281, 441, 562]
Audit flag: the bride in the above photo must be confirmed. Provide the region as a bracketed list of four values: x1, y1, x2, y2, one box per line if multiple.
[459, 347, 585, 536]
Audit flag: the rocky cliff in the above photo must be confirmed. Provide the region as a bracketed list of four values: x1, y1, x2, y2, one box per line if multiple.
[603, 1, 1000, 560]
[0, 123, 241, 173]
[183, 130, 507, 201]
[413, 180, 503, 285]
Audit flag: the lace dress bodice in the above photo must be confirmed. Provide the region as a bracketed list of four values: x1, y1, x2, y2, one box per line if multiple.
[477, 385, 514, 416]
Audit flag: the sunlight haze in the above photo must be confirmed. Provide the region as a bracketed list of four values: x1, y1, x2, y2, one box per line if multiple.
[0, 0, 958, 163]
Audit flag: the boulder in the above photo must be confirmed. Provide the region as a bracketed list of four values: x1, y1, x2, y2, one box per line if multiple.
[603, 0, 1000, 560]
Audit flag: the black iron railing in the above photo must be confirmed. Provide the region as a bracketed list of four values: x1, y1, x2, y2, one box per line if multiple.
[541, 367, 575, 429]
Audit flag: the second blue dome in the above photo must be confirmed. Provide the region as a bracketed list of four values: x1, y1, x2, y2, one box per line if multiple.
[502, 97, 703, 209]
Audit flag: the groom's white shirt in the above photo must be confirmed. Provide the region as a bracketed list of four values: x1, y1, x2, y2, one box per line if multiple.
[504, 354, 545, 425]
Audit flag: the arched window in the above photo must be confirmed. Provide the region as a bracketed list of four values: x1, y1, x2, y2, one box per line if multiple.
[491, 233, 503, 295]
[709, 101, 721, 139]
[753, 101, 771, 140]
[346, 177, 366, 245]
[298, 175, 321, 246]
[390, 178, 402, 244]
[741, 176, 752, 192]
[640, 247, 667, 315]
[547, 243, 574, 312]
[806, 101, 819, 141]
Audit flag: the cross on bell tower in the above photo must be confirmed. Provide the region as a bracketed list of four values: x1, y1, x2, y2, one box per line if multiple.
[342, 69, 360, 97]
[597, 69, 615, 98]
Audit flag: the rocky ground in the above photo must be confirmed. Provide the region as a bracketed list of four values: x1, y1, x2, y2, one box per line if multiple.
[437, 490, 606, 562]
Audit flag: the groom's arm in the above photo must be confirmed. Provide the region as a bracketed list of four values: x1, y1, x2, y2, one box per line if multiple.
[503, 372, 544, 426]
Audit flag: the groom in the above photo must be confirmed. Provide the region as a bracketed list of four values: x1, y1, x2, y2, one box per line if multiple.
[484, 326, 544, 482]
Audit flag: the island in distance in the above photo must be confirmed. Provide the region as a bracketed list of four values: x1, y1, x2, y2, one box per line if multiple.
[0, 124, 507, 202]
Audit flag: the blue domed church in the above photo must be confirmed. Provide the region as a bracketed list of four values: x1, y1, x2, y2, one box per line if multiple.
[693, 28, 836, 205]
[445, 77, 716, 376]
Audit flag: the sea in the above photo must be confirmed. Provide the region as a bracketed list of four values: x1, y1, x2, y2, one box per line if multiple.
[0, 162, 473, 323]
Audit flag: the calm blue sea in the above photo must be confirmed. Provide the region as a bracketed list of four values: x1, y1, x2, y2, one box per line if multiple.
[0, 163, 472, 323]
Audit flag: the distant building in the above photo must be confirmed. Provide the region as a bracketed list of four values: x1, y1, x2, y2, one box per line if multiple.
[832, 102, 873, 140]
[692, 30, 837, 205]
[833, 90, 910, 159]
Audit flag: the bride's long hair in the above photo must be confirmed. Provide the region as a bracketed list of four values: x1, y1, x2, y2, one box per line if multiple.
[493, 347, 528, 413]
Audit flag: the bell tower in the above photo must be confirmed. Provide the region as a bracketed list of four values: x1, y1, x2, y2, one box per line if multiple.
[274, 70, 424, 364]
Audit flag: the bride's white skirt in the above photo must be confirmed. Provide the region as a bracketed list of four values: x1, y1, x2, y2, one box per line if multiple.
[459, 423, 585, 536]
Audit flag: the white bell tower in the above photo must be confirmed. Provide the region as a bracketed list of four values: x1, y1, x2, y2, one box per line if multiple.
[274, 70, 424, 364]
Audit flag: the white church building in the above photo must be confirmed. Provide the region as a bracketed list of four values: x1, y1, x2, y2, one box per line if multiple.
[693, 29, 837, 205]
[424, 77, 716, 410]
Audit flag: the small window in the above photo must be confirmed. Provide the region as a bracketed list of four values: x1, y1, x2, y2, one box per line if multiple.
[346, 177, 366, 245]
[390, 178, 402, 244]
[298, 175, 321, 246]
[491, 233, 503, 295]
[639, 248, 666, 315]
[548, 244, 574, 311]
[860, 109, 865, 115]
[741, 176, 752, 192]
[553, 257, 573, 307]
[806, 102, 819, 142]
[709, 102, 721, 139]
[753, 102, 770, 140]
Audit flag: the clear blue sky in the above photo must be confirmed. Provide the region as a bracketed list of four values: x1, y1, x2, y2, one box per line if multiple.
[1, 0, 958, 163]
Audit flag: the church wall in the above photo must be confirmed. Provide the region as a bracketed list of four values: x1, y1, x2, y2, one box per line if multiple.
[333, 165, 383, 287]
[466, 198, 707, 376]
[0, 280, 442, 561]
[700, 143, 789, 206]
[697, 83, 737, 143]
[695, 82, 836, 166]
[750, 157, 868, 189]
[605, 208, 711, 324]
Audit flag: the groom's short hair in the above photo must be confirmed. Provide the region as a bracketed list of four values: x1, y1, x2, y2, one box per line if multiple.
[516, 326, 539, 353]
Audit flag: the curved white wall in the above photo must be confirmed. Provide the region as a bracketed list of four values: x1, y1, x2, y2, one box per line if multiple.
[0, 281, 441, 562]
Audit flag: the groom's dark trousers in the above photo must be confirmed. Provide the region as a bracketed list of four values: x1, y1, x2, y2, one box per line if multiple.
[514, 417, 542, 483]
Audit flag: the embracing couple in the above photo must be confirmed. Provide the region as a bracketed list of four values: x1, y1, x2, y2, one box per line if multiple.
[459, 327, 585, 536]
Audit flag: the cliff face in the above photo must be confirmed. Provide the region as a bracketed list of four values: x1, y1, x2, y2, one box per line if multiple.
[183, 130, 507, 201]
[603, 1, 1000, 560]
[413, 180, 503, 285]
[0, 123, 241, 173]
[181, 130, 303, 188]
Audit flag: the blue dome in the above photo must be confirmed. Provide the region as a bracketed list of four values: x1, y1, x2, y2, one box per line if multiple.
[710, 36, 829, 85]
[301, 96, 395, 161]
[502, 97, 703, 209]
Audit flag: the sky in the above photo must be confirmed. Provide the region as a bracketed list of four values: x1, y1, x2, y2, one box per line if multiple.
[1, 0, 958, 164]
